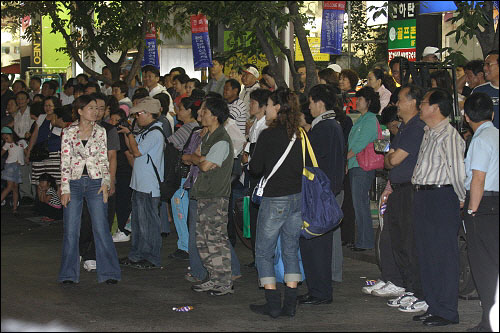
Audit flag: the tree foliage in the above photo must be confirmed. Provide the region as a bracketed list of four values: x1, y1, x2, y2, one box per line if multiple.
[1, 1, 191, 84]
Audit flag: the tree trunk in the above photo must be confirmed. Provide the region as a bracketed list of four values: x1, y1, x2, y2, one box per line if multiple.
[474, 1, 499, 56]
[266, 25, 300, 91]
[255, 26, 287, 89]
[288, 1, 317, 95]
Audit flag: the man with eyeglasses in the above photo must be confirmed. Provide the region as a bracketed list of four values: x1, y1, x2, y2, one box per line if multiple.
[473, 50, 499, 129]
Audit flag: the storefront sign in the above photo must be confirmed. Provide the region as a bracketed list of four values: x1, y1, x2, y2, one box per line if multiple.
[320, 1, 346, 55]
[31, 15, 42, 67]
[141, 23, 159, 69]
[191, 14, 213, 68]
[295, 37, 330, 62]
[388, 1, 417, 62]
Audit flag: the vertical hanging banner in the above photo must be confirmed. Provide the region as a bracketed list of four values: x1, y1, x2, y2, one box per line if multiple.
[191, 14, 213, 69]
[388, 2, 417, 62]
[141, 23, 160, 69]
[320, 1, 346, 55]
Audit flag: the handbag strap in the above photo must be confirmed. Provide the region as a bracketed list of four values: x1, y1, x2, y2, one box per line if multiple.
[261, 133, 297, 186]
[299, 127, 318, 168]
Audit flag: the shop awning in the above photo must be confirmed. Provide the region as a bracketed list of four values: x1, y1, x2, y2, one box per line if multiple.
[1, 64, 20, 74]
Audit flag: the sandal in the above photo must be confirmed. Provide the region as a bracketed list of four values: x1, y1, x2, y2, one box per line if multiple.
[184, 272, 201, 283]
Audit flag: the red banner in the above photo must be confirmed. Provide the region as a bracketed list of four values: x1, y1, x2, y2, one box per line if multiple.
[191, 14, 209, 34]
[388, 48, 416, 62]
[323, 1, 346, 10]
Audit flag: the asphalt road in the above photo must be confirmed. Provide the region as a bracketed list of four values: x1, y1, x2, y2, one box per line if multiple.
[1, 204, 484, 332]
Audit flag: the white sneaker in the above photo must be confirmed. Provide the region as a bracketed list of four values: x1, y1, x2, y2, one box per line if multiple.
[112, 231, 130, 243]
[398, 299, 429, 312]
[83, 260, 96, 272]
[372, 281, 406, 297]
[387, 292, 417, 307]
[362, 279, 386, 295]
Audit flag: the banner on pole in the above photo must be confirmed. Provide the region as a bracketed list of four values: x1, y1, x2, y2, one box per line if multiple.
[191, 14, 213, 69]
[320, 1, 346, 55]
[141, 23, 160, 69]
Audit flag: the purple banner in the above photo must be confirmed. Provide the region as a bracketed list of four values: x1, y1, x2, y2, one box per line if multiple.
[141, 24, 159, 69]
[191, 14, 213, 68]
[320, 1, 346, 55]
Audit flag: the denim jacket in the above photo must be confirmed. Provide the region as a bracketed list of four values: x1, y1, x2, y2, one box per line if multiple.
[60, 121, 110, 195]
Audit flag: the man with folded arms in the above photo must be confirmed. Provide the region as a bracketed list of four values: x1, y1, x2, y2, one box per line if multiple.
[411, 88, 466, 327]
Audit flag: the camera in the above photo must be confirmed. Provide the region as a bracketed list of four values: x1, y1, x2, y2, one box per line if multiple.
[117, 118, 131, 130]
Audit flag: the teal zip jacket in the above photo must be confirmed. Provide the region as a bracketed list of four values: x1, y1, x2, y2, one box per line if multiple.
[347, 112, 378, 169]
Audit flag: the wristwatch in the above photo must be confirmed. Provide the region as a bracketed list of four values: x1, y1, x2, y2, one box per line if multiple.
[467, 209, 475, 215]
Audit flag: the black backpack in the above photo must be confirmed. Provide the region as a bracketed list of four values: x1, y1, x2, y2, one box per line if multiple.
[144, 125, 201, 202]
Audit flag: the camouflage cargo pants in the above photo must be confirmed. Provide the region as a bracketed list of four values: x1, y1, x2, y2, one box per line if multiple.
[196, 197, 232, 286]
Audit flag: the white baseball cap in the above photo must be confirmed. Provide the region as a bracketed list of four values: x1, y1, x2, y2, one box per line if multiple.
[243, 66, 259, 79]
[327, 64, 342, 73]
[422, 46, 440, 60]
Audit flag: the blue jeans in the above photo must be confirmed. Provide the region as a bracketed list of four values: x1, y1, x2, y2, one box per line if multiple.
[58, 177, 121, 283]
[349, 167, 376, 249]
[255, 192, 303, 285]
[128, 190, 162, 266]
[171, 178, 189, 252]
[188, 199, 241, 280]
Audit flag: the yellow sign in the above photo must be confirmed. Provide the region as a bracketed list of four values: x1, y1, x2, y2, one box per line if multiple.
[295, 37, 330, 62]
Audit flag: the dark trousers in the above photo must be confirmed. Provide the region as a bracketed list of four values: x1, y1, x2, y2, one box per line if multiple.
[115, 174, 132, 234]
[341, 175, 356, 243]
[414, 187, 460, 323]
[34, 201, 63, 220]
[378, 215, 403, 286]
[387, 185, 423, 298]
[300, 229, 333, 300]
[228, 180, 245, 248]
[249, 200, 259, 260]
[464, 195, 499, 330]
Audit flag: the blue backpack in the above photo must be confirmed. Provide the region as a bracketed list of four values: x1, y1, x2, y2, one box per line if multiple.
[299, 127, 343, 239]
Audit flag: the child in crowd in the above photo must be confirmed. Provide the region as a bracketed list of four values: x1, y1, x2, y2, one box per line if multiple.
[35, 173, 63, 221]
[1, 126, 28, 213]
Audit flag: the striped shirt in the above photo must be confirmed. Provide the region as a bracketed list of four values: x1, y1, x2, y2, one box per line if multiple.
[46, 187, 62, 209]
[411, 118, 466, 201]
[167, 121, 200, 151]
[228, 98, 249, 137]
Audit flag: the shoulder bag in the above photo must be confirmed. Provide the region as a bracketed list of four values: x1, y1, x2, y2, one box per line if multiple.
[356, 120, 384, 171]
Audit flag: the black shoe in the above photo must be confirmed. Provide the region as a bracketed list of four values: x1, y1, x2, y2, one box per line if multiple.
[342, 241, 354, 247]
[280, 286, 298, 317]
[105, 279, 118, 284]
[168, 249, 189, 260]
[351, 247, 367, 252]
[298, 295, 332, 305]
[133, 260, 161, 269]
[297, 293, 310, 302]
[413, 311, 433, 322]
[245, 261, 255, 268]
[119, 257, 142, 266]
[62, 280, 74, 284]
[250, 289, 281, 318]
[423, 315, 458, 327]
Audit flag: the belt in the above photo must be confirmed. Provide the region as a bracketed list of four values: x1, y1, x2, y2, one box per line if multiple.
[413, 184, 452, 191]
[391, 182, 412, 190]
[466, 190, 499, 197]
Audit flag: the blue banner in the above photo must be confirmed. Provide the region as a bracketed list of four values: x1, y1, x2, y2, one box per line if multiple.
[320, 1, 346, 55]
[141, 25, 159, 69]
[191, 14, 213, 69]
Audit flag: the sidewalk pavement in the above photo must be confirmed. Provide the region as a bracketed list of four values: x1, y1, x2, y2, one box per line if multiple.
[1, 205, 484, 332]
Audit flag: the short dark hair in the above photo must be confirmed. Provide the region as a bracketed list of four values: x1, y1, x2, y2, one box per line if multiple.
[33, 93, 44, 102]
[262, 65, 275, 77]
[111, 80, 129, 96]
[13, 79, 27, 90]
[153, 93, 171, 115]
[105, 95, 120, 113]
[110, 108, 127, 121]
[85, 82, 100, 92]
[90, 91, 106, 102]
[187, 78, 202, 89]
[309, 84, 338, 111]
[73, 84, 85, 94]
[30, 76, 42, 85]
[464, 92, 494, 122]
[355, 86, 380, 114]
[430, 70, 452, 93]
[204, 97, 229, 124]
[42, 80, 57, 93]
[213, 57, 225, 67]
[64, 78, 76, 90]
[190, 88, 206, 101]
[50, 79, 59, 90]
[39, 173, 57, 189]
[72, 95, 97, 120]
[30, 101, 45, 118]
[181, 96, 203, 119]
[132, 88, 149, 102]
[318, 68, 338, 86]
[380, 105, 399, 125]
[389, 56, 409, 71]
[173, 73, 190, 85]
[142, 65, 160, 77]
[427, 88, 453, 118]
[296, 63, 306, 71]
[169, 67, 186, 75]
[464, 60, 485, 76]
[44, 95, 62, 108]
[76, 73, 89, 82]
[1, 74, 10, 83]
[225, 78, 241, 95]
[340, 69, 359, 91]
[370, 68, 385, 82]
[250, 88, 272, 108]
[205, 92, 223, 100]
[55, 105, 74, 122]
[401, 84, 425, 109]
[15, 90, 30, 100]
[486, 50, 499, 64]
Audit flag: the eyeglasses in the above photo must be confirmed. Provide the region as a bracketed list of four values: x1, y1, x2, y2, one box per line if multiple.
[484, 62, 498, 67]
[134, 111, 146, 117]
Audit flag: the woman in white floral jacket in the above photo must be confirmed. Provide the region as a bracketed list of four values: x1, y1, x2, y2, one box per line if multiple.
[57, 95, 121, 285]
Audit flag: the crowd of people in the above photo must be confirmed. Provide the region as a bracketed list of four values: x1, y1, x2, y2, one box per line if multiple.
[0, 45, 498, 331]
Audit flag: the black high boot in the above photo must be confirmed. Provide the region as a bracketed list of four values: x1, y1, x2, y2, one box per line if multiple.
[280, 286, 298, 317]
[249, 289, 282, 318]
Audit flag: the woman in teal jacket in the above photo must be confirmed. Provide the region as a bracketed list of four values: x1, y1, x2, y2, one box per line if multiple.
[346, 86, 380, 251]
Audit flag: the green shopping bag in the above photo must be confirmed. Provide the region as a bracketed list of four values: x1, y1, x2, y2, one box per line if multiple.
[243, 196, 251, 238]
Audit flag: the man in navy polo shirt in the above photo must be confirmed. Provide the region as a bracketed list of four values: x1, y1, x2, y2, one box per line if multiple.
[473, 50, 499, 129]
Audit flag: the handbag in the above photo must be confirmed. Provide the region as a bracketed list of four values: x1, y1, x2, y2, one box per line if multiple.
[299, 127, 344, 239]
[30, 123, 53, 162]
[251, 133, 297, 205]
[356, 120, 384, 171]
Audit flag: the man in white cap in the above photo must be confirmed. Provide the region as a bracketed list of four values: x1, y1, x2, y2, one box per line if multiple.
[421, 47, 440, 63]
[117, 96, 166, 269]
[328, 64, 342, 74]
[240, 65, 261, 111]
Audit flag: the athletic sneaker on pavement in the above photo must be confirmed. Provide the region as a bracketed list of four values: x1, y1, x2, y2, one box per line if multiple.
[387, 292, 417, 307]
[191, 280, 216, 292]
[398, 299, 429, 313]
[372, 281, 405, 297]
[112, 231, 130, 242]
[83, 260, 96, 272]
[362, 279, 386, 295]
[209, 284, 234, 296]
